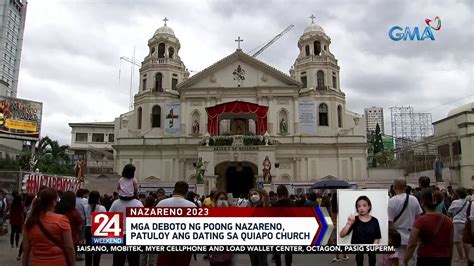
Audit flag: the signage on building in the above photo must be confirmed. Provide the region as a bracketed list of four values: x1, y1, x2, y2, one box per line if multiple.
[164, 101, 181, 136]
[0, 96, 42, 141]
[299, 99, 316, 135]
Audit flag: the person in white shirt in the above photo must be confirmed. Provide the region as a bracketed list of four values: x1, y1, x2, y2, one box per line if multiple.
[156, 181, 196, 208]
[156, 181, 196, 266]
[109, 195, 143, 266]
[84, 191, 106, 266]
[448, 187, 469, 263]
[388, 178, 423, 266]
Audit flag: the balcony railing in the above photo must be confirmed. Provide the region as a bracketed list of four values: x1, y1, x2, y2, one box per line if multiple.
[296, 55, 338, 65]
[200, 135, 279, 146]
[142, 58, 182, 66]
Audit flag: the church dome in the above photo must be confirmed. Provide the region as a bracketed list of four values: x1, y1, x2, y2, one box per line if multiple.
[447, 102, 474, 117]
[304, 23, 325, 34]
[154, 25, 175, 36]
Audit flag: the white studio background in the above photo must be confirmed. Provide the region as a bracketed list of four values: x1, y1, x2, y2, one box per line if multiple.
[337, 189, 388, 245]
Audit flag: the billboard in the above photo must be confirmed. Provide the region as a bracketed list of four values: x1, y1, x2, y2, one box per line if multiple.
[299, 99, 316, 135]
[0, 96, 42, 141]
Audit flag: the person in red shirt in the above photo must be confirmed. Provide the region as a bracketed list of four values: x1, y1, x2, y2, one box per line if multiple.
[9, 195, 24, 248]
[404, 188, 453, 266]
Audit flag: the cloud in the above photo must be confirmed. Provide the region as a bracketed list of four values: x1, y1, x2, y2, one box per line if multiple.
[15, 0, 473, 144]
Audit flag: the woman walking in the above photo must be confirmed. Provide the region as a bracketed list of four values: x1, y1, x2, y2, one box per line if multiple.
[21, 188, 75, 266]
[84, 191, 106, 266]
[9, 195, 24, 249]
[403, 189, 453, 266]
[248, 189, 269, 266]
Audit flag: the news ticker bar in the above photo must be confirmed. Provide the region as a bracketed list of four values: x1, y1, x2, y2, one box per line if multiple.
[76, 245, 396, 254]
[121, 207, 332, 246]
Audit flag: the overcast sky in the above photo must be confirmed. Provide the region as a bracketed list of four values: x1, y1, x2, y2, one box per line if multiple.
[17, 0, 473, 145]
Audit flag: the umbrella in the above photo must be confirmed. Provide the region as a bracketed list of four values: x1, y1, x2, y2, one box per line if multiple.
[311, 179, 351, 189]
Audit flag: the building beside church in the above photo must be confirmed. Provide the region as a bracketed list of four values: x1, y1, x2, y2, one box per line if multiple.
[0, 0, 27, 97]
[109, 18, 368, 195]
[68, 122, 115, 175]
[365, 106, 384, 134]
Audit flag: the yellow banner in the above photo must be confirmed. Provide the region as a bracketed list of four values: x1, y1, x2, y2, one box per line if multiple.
[5, 119, 37, 132]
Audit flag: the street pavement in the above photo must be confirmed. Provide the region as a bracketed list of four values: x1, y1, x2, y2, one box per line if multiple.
[0, 232, 473, 266]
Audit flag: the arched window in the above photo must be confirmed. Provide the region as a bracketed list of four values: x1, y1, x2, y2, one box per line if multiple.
[155, 73, 163, 92]
[168, 47, 175, 58]
[337, 105, 343, 128]
[278, 109, 289, 134]
[319, 103, 328, 126]
[305, 45, 310, 56]
[317, 70, 325, 89]
[151, 105, 161, 128]
[314, 41, 321, 55]
[137, 107, 142, 129]
[158, 43, 165, 58]
[301, 76, 307, 88]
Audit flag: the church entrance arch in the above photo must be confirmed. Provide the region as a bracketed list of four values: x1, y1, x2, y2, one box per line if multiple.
[215, 161, 257, 198]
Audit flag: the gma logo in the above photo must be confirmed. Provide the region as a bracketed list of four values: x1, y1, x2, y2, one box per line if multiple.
[388, 26, 435, 41]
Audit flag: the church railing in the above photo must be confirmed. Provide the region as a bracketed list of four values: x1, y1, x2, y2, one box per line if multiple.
[199, 135, 279, 146]
[296, 55, 337, 65]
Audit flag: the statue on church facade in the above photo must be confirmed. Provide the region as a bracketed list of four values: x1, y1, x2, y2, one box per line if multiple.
[192, 119, 200, 134]
[433, 156, 443, 182]
[74, 159, 85, 182]
[280, 118, 288, 134]
[262, 156, 272, 183]
[195, 157, 207, 184]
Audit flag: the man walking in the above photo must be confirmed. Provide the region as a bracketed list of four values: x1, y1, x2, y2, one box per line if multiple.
[388, 178, 423, 266]
[156, 181, 196, 266]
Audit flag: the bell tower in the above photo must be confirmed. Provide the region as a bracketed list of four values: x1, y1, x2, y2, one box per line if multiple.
[138, 18, 189, 94]
[292, 15, 341, 92]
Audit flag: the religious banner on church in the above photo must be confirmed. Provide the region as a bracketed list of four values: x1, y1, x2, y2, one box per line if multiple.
[164, 101, 181, 136]
[299, 99, 316, 135]
[0, 96, 43, 141]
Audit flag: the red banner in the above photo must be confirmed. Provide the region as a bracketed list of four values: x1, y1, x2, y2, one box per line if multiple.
[23, 173, 81, 194]
[206, 101, 268, 135]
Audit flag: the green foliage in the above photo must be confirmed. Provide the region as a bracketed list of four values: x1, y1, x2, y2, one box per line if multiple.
[210, 137, 233, 146]
[371, 123, 385, 167]
[2, 136, 73, 175]
[243, 138, 264, 146]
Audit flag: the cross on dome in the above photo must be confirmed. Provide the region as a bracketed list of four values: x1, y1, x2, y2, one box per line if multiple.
[163, 17, 169, 26]
[235, 36, 243, 50]
[310, 14, 316, 24]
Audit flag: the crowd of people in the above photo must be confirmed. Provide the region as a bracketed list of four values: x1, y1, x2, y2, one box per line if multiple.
[0, 164, 472, 266]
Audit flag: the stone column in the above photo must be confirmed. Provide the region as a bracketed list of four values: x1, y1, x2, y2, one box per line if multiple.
[293, 97, 299, 135]
[294, 158, 300, 182]
[179, 159, 185, 180]
[181, 100, 187, 136]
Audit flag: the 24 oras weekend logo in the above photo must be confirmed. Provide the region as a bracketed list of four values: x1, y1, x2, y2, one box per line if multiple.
[389, 16, 441, 41]
[92, 212, 124, 244]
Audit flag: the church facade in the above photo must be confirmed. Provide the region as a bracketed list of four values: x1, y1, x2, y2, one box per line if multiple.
[113, 19, 368, 195]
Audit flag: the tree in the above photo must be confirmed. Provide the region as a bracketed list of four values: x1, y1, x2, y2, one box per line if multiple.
[371, 123, 384, 167]
[16, 136, 73, 175]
